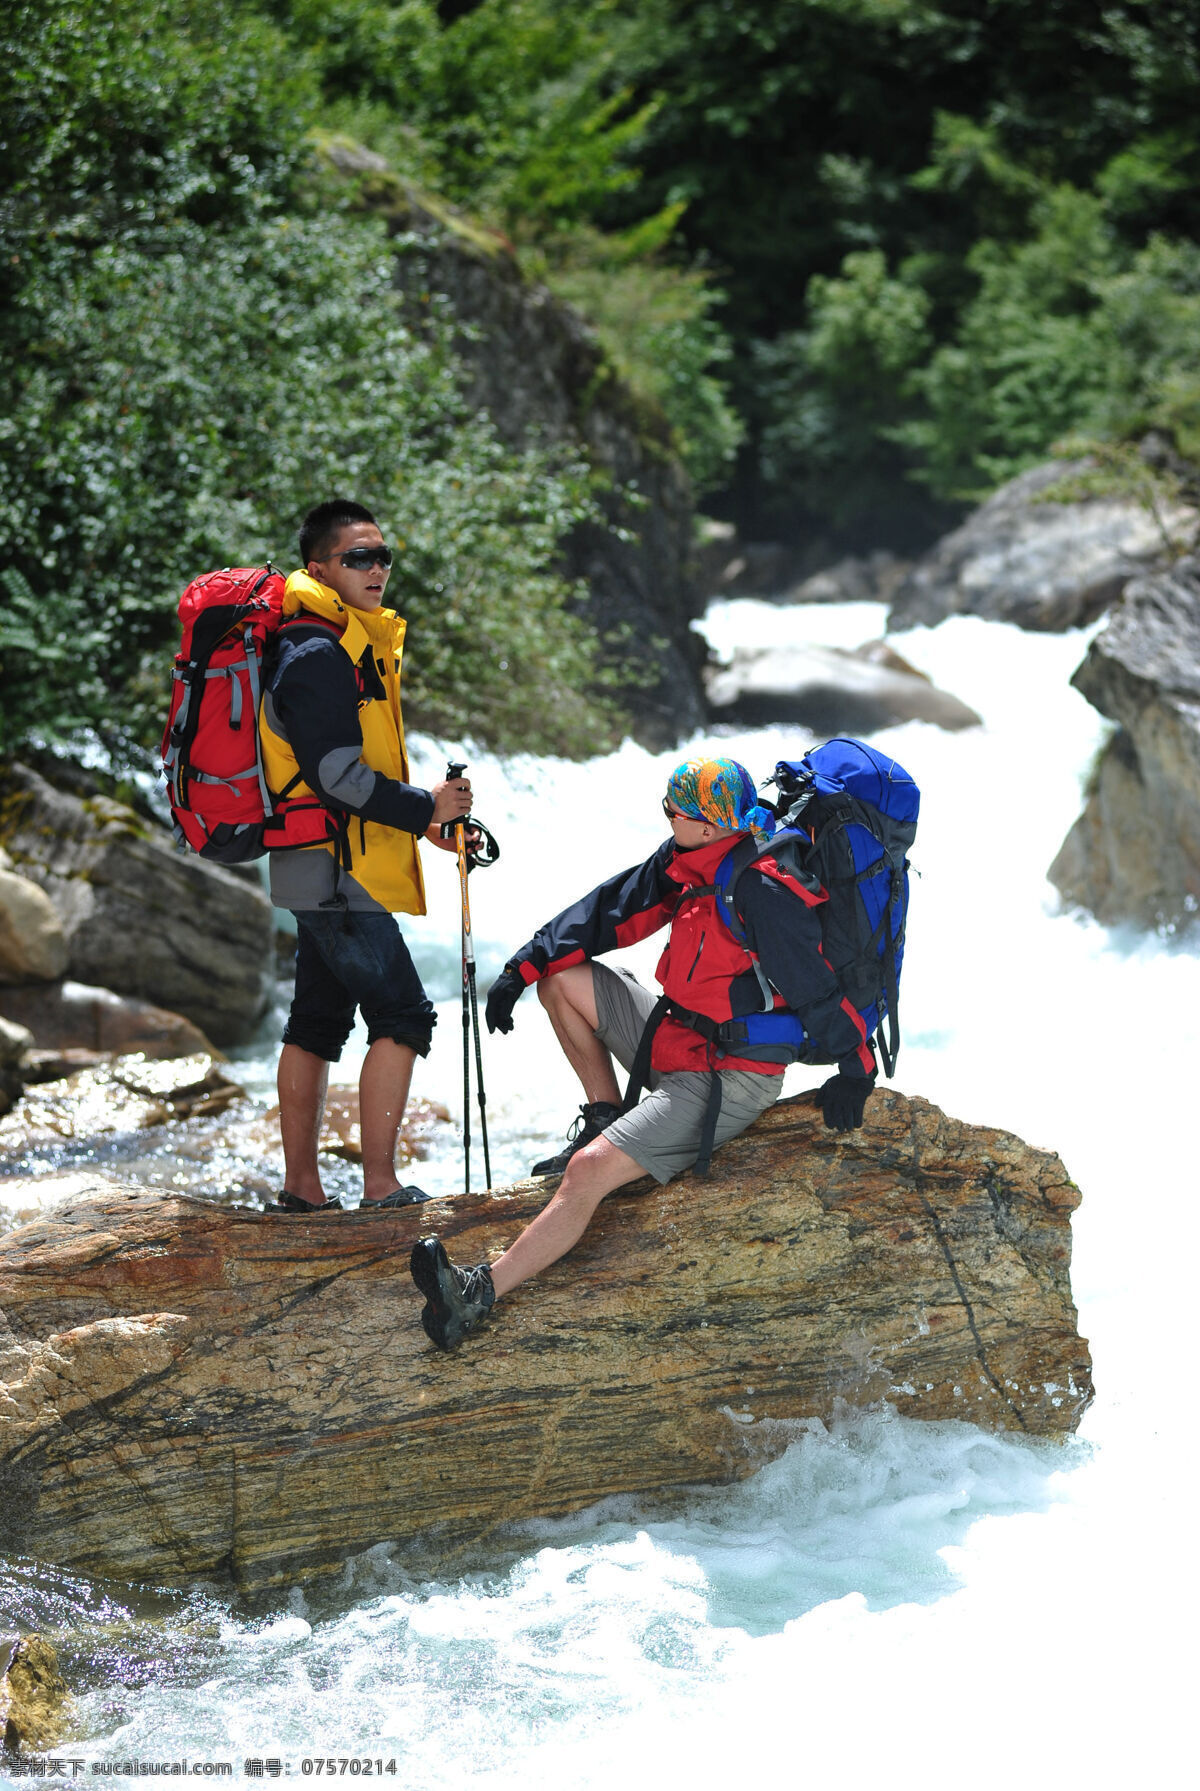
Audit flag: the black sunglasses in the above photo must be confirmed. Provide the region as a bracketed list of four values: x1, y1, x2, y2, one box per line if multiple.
[662, 797, 688, 821]
[336, 546, 393, 570]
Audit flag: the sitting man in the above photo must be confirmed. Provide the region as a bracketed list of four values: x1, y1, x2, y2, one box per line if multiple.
[409, 755, 877, 1348]
[260, 497, 472, 1213]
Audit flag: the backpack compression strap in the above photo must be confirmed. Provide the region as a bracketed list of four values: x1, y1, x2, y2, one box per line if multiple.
[619, 992, 728, 1182]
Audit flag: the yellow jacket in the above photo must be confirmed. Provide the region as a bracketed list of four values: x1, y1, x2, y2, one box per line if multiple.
[259, 572, 429, 916]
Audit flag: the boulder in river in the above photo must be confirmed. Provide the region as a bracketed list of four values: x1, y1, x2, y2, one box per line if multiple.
[1049, 555, 1200, 929]
[0, 762, 273, 1046]
[1, 1634, 72, 1755]
[0, 852, 68, 985]
[706, 639, 981, 733]
[0, 1088, 1091, 1591]
[0, 979, 216, 1065]
[889, 459, 1198, 633]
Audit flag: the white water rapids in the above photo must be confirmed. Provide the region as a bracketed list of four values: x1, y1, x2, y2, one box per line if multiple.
[1, 599, 1194, 1787]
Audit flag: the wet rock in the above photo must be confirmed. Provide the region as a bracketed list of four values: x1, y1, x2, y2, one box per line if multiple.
[1, 1634, 72, 1755]
[0, 1088, 1091, 1591]
[706, 640, 981, 733]
[0, 1052, 244, 1154]
[1049, 556, 1200, 929]
[0, 763, 272, 1046]
[0, 1016, 32, 1119]
[889, 460, 1198, 633]
[0, 858, 68, 984]
[0, 979, 216, 1060]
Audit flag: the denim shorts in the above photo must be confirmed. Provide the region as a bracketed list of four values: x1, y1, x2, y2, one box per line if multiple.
[282, 908, 436, 1062]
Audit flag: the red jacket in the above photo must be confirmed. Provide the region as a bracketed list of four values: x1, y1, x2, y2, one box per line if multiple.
[510, 832, 873, 1078]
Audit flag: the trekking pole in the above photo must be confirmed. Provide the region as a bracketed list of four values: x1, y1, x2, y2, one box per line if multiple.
[445, 761, 493, 1192]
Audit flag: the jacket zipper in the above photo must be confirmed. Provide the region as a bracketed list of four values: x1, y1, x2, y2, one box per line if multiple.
[686, 929, 706, 982]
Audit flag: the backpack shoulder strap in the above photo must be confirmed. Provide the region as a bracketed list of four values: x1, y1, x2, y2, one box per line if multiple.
[720, 831, 824, 941]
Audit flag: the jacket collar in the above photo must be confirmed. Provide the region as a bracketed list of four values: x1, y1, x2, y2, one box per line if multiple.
[667, 830, 749, 887]
[283, 570, 402, 659]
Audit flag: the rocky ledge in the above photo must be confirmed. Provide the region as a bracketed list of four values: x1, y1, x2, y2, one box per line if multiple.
[0, 1089, 1091, 1592]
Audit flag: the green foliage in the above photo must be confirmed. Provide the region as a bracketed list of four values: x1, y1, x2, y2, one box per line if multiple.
[753, 250, 931, 529]
[280, 1, 741, 497]
[537, 227, 743, 493]
[897, 193, 1200, 500]
[0, 0, 620, 764]
[276, 0, 655, 235]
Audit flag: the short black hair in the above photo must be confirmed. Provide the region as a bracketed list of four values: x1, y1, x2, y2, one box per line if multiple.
[299, 499, 377, 566]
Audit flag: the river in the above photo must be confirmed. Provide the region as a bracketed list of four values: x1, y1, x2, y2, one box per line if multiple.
[1, 598, 1193, 1787]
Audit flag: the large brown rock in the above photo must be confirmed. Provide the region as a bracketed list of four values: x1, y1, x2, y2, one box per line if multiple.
[0, 1089, 1091, 1593]
[1049, 556, 1200, 928]
[0, 763, 273, 1046]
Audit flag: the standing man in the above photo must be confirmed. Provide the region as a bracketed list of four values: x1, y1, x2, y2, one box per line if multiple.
[409, 756, 877, 1346]
[260, 498, 472, 1212]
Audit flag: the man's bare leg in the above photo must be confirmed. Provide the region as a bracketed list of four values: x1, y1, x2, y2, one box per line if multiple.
[277, 1042, 331, 1206]
[489, 1135, 645, 1296]
[537, 964, 621, 1104]
[359, 1037, 418, 1202]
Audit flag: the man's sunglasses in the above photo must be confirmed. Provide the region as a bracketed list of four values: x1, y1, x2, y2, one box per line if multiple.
[336, 546, 393, 570]
[662, 797, 689, 821]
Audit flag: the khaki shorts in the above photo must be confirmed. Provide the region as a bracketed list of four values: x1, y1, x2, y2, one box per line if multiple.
[592, 962, 780, 1184]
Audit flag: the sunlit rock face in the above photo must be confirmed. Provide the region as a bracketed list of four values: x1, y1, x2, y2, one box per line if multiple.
[0, 1089, 1091, 1593]
[1050, 556, 1200, 931]
[0, 763, 272, 1046]
[889, 459, 1197, 634]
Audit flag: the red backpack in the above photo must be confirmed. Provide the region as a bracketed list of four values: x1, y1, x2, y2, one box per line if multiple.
[161, 565, 342, 864]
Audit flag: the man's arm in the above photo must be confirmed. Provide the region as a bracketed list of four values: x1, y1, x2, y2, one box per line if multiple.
[509, 839, 679, 984]
[271, 632, 435, 833]
[738, 870, 875, 1077]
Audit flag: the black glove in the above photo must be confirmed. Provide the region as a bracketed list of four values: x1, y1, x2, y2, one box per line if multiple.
[485, 965, 526, 1035]
[815, 1071, 876, 1133]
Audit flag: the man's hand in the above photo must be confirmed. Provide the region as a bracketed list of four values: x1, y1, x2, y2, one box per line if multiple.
[485, 966, 526, 1035]
[425, 821, 483, 855]
[815, 1071, 876, 1132]
[431, 776, 472, 826]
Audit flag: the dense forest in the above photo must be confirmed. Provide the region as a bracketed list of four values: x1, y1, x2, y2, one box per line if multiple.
[3, 0, 1199, 765]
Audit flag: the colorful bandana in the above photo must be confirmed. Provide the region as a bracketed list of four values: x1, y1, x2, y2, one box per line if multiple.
[665, 757, 775, 837]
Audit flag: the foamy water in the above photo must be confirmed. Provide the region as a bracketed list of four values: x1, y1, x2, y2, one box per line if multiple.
[2, 601, 1193, 1787]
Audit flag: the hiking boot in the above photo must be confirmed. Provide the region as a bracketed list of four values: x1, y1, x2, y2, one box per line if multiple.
[410, 1235, 496, 1351]
[530, 1101, 621, 1177]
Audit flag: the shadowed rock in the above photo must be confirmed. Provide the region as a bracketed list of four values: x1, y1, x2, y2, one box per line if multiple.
[1050, 555, 1200, 929]
[0, 1089, 1091, 1593]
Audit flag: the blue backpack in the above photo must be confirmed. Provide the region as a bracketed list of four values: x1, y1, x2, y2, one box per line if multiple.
[713, 737, 919, 1076]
